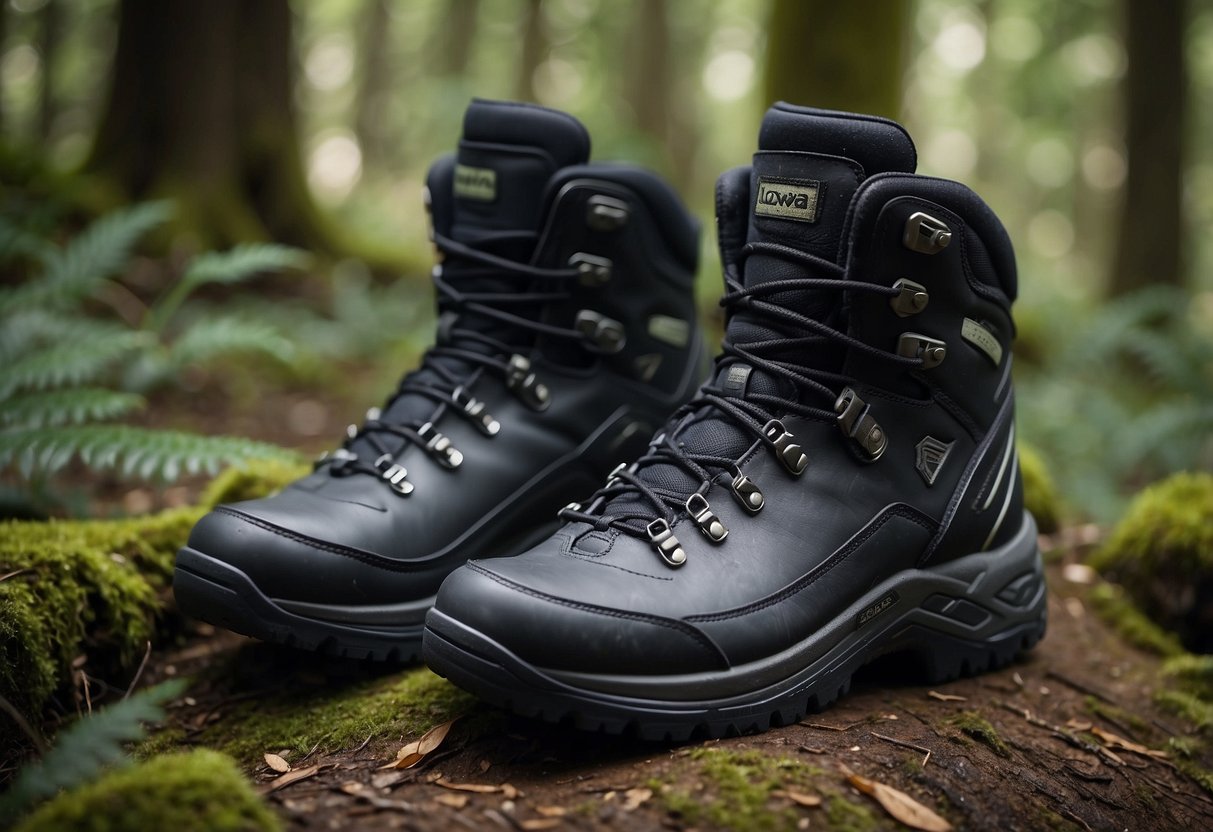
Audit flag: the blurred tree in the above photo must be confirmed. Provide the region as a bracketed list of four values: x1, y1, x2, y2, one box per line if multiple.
[763, 0, 906, 119]
[85, 0, 350, 256]
[354, 0, 392, 168]
[435, 0, 480, 77]
[1111, 0, 1187, 295]
[514, 0, 547, 102]
[37, 0, 60, 141]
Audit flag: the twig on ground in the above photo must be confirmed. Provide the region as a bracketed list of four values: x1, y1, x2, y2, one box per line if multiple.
[124, 640, 153, 699]
[0, 693, 48, 754]
[870, 731, 933, 767]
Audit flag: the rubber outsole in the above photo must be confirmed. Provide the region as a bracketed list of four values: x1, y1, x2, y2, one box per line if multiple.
[421, 522, 1048, 740]
[174, 547, 424, 662]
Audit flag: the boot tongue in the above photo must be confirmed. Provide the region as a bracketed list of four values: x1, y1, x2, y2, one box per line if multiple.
[747, 102, 917, 275]
[450, 98, 591, 255]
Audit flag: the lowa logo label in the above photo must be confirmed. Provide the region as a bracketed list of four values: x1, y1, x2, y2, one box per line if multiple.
[454, 164, 497, 202]
[754, 176, 821, 223]
[857, 591, 899, 627]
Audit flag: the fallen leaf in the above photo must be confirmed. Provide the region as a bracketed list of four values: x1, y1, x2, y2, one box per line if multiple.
[520, 821, 561, 831]
[263, 764, 322, 793]
[382, 719, 457, 770]
[841, 764, 952, 832]
[434, 778, 521, 799]
[1062, 563, 1096, 584]
[1065, 718, 1093, 732]
[774, 789, 823, 808]
[1090, 726, 1169, 759]
[927, 690, 966, 702]
[622, 787, 653, 811]
[371, 771, 408, 790]
[434, 793, 469, 809]
[479, 759, 492, 773]
[264, 753, 291, 773]
[535, 806, 567, 817]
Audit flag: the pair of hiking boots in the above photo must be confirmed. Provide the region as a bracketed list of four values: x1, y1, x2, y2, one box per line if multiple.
[174, 99, 1046, 740]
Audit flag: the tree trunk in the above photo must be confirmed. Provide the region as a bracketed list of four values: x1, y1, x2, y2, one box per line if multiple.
[434, 0, 480, 77]
[37, 0, 61, 140]
[86, 0, 354, 256]
[514, 0, 546, 102]
[1110, 0, 1187, 295]
[354, 0, 392, 167]
[763, 0, 906, 119]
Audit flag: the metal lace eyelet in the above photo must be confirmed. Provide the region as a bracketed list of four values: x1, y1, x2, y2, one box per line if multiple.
[451, 386, 500, 437]
[373, 453, 414, 495]
[685, 493, 728, 543]
[575, 309, 627, 354]
[417, 422, 463, 469]
[903, 212, 952, 254]
[834, 387, 888, 461]
[897, 332, 947, 369]
[889, 278, 929, 317]
[506, 354, 551, 411]
[569, 252, 613, 287]
[729, 472, 765, 514]
[646, 518, 686, 567]
[762, 419, 808, 475]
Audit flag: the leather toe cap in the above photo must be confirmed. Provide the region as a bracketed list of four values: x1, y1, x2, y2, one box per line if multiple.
[432, 560, 727, 675]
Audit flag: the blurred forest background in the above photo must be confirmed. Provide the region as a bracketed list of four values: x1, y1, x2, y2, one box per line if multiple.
[0, 0, 1210, 523]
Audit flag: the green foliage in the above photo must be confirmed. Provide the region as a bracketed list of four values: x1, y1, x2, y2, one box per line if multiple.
[1088, 472, 1213, 650]
[1086, 582, 1184, 658]
[1016, 288, 1213, 521]
[0, 681, 184, 825]
[13, 749, 280, 832]
[0, 460, 309, 722]
[1018, 443, 1061, 533]
[0, 204, 308, 494]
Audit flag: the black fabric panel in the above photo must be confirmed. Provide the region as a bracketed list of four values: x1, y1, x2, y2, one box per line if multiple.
[760, 102, 918, 175]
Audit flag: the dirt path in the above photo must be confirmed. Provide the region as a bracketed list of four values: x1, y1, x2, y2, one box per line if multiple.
[143, 561, 1213, 831]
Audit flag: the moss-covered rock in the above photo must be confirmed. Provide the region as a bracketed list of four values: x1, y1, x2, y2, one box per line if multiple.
[13, 749, 280, 832]
[179, 666, 474, 764]
[1018, 443, 1061, 534]
[0, 459, 312, 723]
[0, 507, 202, 721]
[1089, 472, 1213, 652]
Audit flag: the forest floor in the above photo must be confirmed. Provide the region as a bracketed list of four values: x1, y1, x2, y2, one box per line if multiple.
[135, 548, 1213, 832]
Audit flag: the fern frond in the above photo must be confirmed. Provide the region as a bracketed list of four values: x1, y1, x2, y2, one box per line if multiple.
[0, 311, 134, 363]
[0, 202, 171, 314]
[0, 681, 184, 825]
[0, 388, 145, 428]
[0, 218, 55, 264]
[0, 332, 152, 399]
[0, 425, 303, 481]
[182, 243, 309, 290]
[169, 315, 295, 368]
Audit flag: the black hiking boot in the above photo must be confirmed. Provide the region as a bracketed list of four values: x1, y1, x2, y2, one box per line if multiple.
[174, 99, 708, 661]
[423, 103, 1047, 739]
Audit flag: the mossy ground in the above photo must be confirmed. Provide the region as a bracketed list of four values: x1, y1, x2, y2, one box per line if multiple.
[164, 666, 475, 764]
[652, 747, 882, 831]
[13, 749, 280, 832]
[0, 460, 309, 725]
[947, 711, 1010, 757]
[1018, 443, 1062, 533]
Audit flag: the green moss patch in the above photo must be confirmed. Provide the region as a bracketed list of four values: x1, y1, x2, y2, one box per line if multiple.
[652, 747, 836, 831]
[1086, 582, 1184, 658]
[947, 711, 1010, 757]
[0, 460, 310, 723]
[181, 667, 474, 764]
[825, 794, 883, 832]
[1089, 472, 1213, 651]
[199, 460, 310, 508]
[13, 749, 279, 832]
[1018, 443, 1062, 534]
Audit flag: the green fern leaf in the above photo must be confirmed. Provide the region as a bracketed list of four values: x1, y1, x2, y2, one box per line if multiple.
[0, 217, 55, 264]
[0, 202, 171, 314]
[0, 311, 134, 363]
[0, 681, 185, 825]
[0, 425, 303, 481]
[0, 388, 144, 428]
[0, 332, 153, 400]
[169, 315, 295, 368]
[182, 243, 309, 290]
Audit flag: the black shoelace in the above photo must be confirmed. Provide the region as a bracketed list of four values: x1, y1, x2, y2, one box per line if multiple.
[317, 231, 588, 492]
[561, 240, 926, 565]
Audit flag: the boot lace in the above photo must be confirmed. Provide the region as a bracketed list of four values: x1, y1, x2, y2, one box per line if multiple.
[316, 231, 589, 492]
[560, 241, 924, 566]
